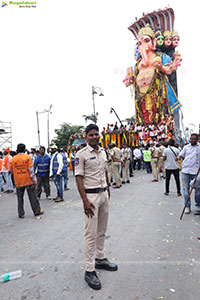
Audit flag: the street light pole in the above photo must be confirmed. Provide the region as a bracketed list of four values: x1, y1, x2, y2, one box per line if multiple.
[92, 86, 104, 124]
[36, 104, 52, 148]
[47, 104, 52, 149]
[92, 87, 96, 120]
[110, 107, 123, 127]
[36, 111, 41, 147]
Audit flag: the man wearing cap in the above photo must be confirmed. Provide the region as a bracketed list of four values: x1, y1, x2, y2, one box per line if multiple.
[149, 142, 161, 182]
[121, 143, 130, 184]
[2, 147, 14, 193]
[75, 124, 118, 290]
[9, 143, 44, 218]
[49, 145, 64, 202]
[110, 143, 122, 188]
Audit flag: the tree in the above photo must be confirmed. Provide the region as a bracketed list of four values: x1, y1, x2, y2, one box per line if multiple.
[82, 113, 98, 124]
[51, 123, 84, 149]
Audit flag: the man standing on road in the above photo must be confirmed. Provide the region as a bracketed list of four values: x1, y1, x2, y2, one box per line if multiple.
[143, 145, 152, 174]
[163, 139, 181, 196]
[110, 143, 122, 188]
[105, 144, 113, 186]
[121, 143, 130, 184]
[133, 146, 141, 170]
[149, 142, 160, 182]
[2, 147, 14, 193]
[158, 142, 166, 179]
[33, 146, 51, 200]
[0, 153, 4, 192]
[75, 124, 118, 290]
[178, 134, 200, 214]
[9, 143, 44, 219]
[60, 148, 70, 191]
[49, 145, 64, 202]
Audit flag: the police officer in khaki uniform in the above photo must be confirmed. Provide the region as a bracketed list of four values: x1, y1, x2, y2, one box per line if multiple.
[110, 143, 122, 188]
[121, 143, 130, 184]
[75, 124, 118, 290]
[149, 142, 161, 182]
[158, 142, 166, 179]
[106, 144, 113, 186]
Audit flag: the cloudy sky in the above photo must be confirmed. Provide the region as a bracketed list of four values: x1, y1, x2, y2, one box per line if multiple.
[0, 0, 199, 149]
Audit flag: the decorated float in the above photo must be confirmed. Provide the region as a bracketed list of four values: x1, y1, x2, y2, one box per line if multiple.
[123, 8, 182, 138]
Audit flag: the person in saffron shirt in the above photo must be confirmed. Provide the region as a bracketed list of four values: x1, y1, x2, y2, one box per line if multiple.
[9, 143, 44, 219]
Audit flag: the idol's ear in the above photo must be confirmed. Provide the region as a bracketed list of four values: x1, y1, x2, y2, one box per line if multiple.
[152, 38, 157, 50]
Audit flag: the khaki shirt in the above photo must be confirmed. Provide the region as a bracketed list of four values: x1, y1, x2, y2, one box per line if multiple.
[121, 148, 129, 161]
[150, 146, 161, 159]
[107, 149, 112, 164]
[159, 145, 166, 156]
[111, 147, 122, 162]
[75, 144, 108, 189]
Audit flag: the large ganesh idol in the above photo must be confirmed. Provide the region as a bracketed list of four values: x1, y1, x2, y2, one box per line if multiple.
[124, 22, 182, 125]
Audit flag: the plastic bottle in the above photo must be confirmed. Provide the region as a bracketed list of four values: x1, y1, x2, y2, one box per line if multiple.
[0, 270, 22, 282]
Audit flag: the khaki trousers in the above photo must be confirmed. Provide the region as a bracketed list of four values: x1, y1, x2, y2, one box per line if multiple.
[122, 160, 130, 182]
[151, 158, 159, 180]
[158, 158, 165, 178]
[107, 162, 112, 184]
[84, 191, 109, 272]
[112, 162, 121, 187]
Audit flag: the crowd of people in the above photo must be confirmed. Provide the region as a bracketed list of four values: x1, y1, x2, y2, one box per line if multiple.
[102, 115, 177, 146]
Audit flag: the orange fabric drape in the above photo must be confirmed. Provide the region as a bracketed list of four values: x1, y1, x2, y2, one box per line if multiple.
[117, 134, 120, 148]
[69, 150, 73, 170]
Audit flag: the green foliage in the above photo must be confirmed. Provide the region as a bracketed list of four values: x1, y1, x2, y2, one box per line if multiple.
[51, 123, 84, 149]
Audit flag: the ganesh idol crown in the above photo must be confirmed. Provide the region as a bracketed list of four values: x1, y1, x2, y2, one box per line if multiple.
[123, 8, 182, 128]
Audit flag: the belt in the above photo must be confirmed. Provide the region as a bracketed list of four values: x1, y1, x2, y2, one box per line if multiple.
[152, 157, 158, 159]
[113, 160, 120, 162]
[85, 187, 107, 194]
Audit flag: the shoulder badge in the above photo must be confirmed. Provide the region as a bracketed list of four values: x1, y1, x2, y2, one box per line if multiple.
[74, 157, 79, 166]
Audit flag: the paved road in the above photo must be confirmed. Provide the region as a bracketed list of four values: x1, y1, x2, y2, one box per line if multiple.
[0, 170, 200, 300]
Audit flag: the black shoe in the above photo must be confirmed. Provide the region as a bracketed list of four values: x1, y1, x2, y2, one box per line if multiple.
[194, 211, 200, 215]
[95, 258, 118, 271]
[84, 271, 101, 290]
[126, 180, 130, 183]
[122, 181, 125, 184]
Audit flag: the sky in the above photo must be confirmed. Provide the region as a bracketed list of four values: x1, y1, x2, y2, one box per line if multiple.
[0, 0, 199, 150]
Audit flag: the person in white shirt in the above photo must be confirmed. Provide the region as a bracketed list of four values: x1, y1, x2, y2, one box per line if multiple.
[178, 134, 200, 214]
[50, 145, 64, 202]
[133, 146, 141, 170]
[163, 139, 181, 196]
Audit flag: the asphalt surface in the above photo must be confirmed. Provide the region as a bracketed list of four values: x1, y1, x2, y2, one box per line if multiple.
[0, 170, 200, 300]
